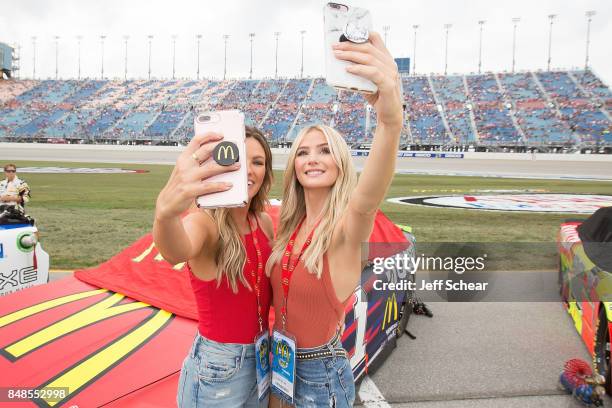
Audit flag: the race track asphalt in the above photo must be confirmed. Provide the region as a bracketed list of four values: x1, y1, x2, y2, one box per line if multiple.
[2, 143, 612, 181]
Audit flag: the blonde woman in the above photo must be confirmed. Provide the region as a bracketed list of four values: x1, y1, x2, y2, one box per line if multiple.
[154, 127, 274, 407]
[267, 32, 403, 407]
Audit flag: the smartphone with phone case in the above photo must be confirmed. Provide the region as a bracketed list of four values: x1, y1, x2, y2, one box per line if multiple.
[193, 110, 248, 209]
[324, 2, 376, 94]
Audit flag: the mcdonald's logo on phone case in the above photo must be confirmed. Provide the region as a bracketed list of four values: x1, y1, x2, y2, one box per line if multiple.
[213, 141, 239, 166]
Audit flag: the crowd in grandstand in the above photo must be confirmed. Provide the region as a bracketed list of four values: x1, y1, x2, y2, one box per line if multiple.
[0, 70, 610, 149]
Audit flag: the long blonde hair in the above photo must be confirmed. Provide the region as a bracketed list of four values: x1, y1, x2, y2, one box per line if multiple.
[266, 124, 357, 279]
[209, 126, 273, 293]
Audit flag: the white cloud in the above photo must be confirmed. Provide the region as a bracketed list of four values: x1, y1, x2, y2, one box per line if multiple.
[1, 0, 610, 85]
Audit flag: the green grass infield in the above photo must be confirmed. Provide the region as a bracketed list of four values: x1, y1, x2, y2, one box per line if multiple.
[3, 160, 611, 270]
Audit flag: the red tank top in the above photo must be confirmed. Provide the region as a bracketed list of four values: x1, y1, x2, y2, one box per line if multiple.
[188, 222, 272, 344]
[271, 254, 351, 348]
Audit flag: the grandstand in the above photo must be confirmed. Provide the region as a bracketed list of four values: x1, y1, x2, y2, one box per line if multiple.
[0, 70, 610, 152]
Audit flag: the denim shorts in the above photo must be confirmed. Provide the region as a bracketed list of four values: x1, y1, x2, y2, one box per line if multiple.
[177, 332, 268, 408]
[290, 334, 356, 407]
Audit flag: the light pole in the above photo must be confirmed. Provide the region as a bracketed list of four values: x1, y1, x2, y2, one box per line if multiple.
[274, 32, 280, 79]
[100, 35, 106, 79]
[123, 35, 129, 81]
[383, 25, 390, 46]
[585, 10, 596, 70]
[223, 34, 229, 80]
[31, 36, 36, 79]
[249, 33, 255, 79]
[172, 35, 177, 79]
[148, 35, 153, 80]
[76, 35, 82, 80]
[196, 34, 202, 80]
[547, 14, 556, 71]
[15, 44, 21, 79]
[511, 17, 520, 73]
[412, 25, 419, 75]
[300, 30, 306, 78]
[444, 23, 452, 75]
[477, 20, 485, 74]
[54, 35, 59, 79]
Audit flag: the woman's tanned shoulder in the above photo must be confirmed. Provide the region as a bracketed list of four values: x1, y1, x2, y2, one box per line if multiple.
[258, 211, 275, 240]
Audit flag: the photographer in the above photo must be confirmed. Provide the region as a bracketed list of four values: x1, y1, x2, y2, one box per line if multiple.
[0, 164, 31, 210]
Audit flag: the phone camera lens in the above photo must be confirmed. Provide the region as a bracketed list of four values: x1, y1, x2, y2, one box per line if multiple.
[199, 115, 211, 122]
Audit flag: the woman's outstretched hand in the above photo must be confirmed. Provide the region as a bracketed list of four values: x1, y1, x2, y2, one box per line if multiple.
[332, 31, 403, 129]
[155, 133, 240, 220]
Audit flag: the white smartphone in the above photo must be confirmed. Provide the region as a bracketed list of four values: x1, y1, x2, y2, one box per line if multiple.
[323, 2, 377, 94]
[193, 110, 248, 209]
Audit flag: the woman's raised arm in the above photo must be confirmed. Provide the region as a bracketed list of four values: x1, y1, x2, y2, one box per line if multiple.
[153, 133, 239, 264]
[333, 31, 404, 244]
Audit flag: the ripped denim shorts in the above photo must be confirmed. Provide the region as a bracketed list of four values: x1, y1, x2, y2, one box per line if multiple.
[291, 332, 356, 407]
[177, 332, 268, 408]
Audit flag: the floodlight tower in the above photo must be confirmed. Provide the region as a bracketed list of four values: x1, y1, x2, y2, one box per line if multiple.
[300, 30, 306, 78]
[148, 35, 154, 79]
[196, 34, 202, 80]
[31, 36, 37, 79]
[100, 35, 106, 79]
[123, 35, 129, 81]
[172, 35, 177, 79]
[511, 18, 520, 73]
[444, 23, 452, 75]
[547, 14, 557, 71]
[223, 34, 230, 80]
[477, 20, 485, 74]
[249, 33, 255, 79]
[383, 25, 390, 45]
[76, 35, 82, 79]
[274, 32, 280, 79]
[585, 11, 596, 70]
[54, 35, 59, 79]
[412, 25, 419, 75]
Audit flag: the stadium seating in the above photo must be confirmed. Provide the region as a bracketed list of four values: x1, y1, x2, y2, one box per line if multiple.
[403, 77, 447, 145]
[288, 78, 337, 141]
[0, 69, 610, 149]
[499, 73, 573, 145]
[431, 75, 475, 144]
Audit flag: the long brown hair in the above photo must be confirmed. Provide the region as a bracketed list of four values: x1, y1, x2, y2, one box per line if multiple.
[210, 126, 273, 293]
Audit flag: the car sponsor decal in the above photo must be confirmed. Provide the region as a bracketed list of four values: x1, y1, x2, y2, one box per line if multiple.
[389, 194, 612, 214]
[0, 289, 172, 407]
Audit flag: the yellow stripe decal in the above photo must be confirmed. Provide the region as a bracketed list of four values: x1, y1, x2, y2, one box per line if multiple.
[0, 289, 107, 329]
[40, 310, 172, 407]
[4, 293, 150, 359]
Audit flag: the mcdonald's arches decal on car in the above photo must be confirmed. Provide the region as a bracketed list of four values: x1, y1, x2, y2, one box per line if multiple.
[382, 293, 398, 331]
[0, 288, 173, 407]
